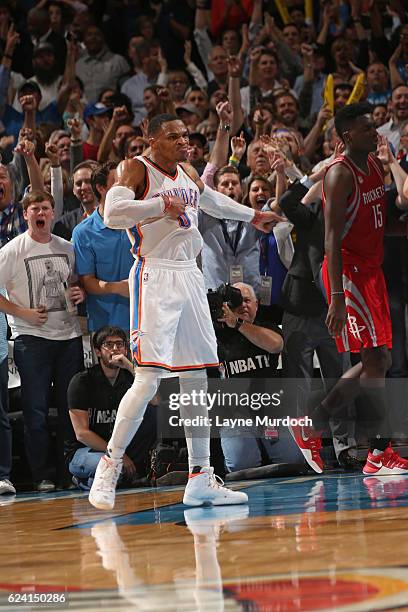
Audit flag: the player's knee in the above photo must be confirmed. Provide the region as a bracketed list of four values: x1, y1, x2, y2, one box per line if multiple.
[384, 351, 392, 373]
[361, 347, 391, 377]
[374, 347, 391, 374]
[131, 369, 160, 403]
[179, 369, 208, 381]
[179, 369, 208, 393]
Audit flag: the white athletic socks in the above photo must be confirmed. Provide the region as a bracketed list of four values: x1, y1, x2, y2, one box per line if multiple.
[179, 373, 211, 472]
[107, 368, 160, 460]
[107, 367, 211, 473]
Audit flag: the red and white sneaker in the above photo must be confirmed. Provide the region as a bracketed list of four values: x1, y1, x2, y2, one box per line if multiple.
[384, 446, 408, 472]
[363, 451, 384, 475]
[364, 474, 408, 506]
[288, 425, 323, 473]
[363, 447, 408, 476]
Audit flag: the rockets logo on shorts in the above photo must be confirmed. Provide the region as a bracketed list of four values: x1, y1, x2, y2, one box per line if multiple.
[347, 315, 366, 340]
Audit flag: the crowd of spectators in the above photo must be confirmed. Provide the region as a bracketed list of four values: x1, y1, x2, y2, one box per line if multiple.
[0, 0, 408, 494]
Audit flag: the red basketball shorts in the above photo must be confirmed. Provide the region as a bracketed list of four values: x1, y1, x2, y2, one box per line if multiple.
[322, 260, 392, 353]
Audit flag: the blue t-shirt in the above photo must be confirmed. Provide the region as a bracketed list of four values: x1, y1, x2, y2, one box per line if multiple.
[72, 209, 134, 332]
[367, 90, 391, 107]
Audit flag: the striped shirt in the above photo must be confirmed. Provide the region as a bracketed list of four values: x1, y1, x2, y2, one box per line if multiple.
[0, 288, 7, 363]
[0, 202, 27, 248]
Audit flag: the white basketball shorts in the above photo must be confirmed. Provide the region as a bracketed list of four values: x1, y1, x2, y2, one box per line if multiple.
[129, 257, 219, 371]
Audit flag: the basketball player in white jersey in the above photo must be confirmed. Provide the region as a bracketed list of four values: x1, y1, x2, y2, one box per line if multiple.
[89, 114, 284, 510]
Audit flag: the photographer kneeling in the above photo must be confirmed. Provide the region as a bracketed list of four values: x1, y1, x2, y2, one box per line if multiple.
[213, 282, 305, 472]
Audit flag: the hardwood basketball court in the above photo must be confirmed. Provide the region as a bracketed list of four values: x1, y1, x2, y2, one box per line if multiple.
[2, 473, 408, 610]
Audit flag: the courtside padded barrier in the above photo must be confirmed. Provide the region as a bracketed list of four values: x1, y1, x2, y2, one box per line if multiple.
[225, 463, 309, 481]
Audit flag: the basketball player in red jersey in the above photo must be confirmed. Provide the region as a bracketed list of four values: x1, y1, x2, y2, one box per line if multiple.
[290, 102, 408, 476]
[88, 114, 284, 510]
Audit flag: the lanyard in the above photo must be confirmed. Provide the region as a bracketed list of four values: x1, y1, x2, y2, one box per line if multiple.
[220, 220, 243, 256]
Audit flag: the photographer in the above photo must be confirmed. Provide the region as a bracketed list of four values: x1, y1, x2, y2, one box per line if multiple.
[66, 325, 157, 489]
[212, 282, 305, 473]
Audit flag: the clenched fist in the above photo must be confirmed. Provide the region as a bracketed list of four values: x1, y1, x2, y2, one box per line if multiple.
[162, 194, 187, 220]
[252, 210, 286, 233]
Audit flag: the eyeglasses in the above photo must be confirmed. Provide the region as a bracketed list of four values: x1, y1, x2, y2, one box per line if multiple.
[101, 341, 126, 350]
[168, 79, 187, 85]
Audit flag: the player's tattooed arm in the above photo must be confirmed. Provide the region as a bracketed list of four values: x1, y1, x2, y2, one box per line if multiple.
[324, 163, 353, 337]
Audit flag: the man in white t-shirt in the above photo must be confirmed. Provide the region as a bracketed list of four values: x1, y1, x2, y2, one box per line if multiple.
[0, 190, 85, 492]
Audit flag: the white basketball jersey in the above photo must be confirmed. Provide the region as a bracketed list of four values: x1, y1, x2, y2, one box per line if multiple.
[128, 156, 202, 261]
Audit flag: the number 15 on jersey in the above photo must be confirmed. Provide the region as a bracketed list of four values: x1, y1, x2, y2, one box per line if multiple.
[372, 203, 383, 229]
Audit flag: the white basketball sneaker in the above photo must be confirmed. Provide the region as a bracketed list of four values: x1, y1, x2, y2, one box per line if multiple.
[91, 520, 124, 571]
[184, 505, 250, 537]
[183, 467, 248, 506]
[0, 479, 16, 495]
[89, 455, 123, 510]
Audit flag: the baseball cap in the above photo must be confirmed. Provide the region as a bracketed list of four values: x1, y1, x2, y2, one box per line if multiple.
[33, 42, 55, 57]
[17, 81, 42, 98]
[176, 104, 201, 117]
[83, 102, 110, 121]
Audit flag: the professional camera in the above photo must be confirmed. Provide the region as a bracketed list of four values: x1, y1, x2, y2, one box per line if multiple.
[207, 283, 243, 328]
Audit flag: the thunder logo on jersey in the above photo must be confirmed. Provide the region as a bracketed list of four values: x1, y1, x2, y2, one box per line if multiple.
[153, 187, 199, 228]
[152, 187, 199, 209]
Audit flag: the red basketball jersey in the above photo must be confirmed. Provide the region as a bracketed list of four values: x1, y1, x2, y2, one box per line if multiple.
[322, 154, 386, 269]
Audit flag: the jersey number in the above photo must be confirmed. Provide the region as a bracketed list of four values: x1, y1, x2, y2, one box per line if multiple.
[372, 204, 383, 229]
